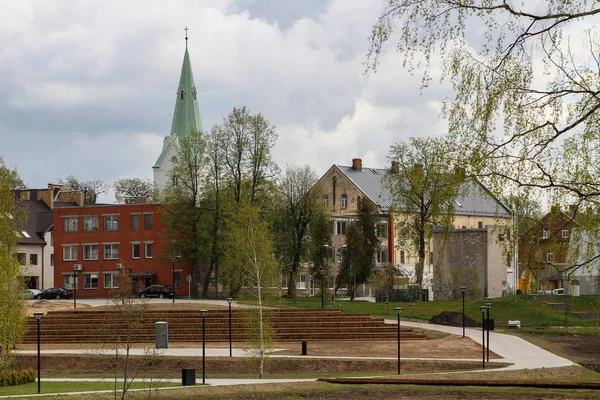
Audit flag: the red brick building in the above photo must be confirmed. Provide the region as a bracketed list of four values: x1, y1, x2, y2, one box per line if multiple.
[53, 202, 193, 297]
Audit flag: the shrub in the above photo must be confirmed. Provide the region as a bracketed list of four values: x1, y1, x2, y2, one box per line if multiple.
[0, 368, 35, 386]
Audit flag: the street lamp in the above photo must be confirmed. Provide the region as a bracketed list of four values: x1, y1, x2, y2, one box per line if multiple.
[485, 301, 492, 362]
[460, 286, 467, 338]
[319, 268, 325, 309]
[200, 309, 208, 384]
[33, 312, 43, 393]
[395, 307, 403, 375]
[171, 256, 180, 305]
[72, 264, 82, 311]
[479, 305, 486, 370]
[226, 297, 233, 357]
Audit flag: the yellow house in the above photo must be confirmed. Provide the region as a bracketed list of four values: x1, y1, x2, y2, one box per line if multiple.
[313, 158, 513, 299]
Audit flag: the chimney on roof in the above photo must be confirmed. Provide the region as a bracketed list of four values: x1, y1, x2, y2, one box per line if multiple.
[352, 158, 362, 171]
[125, 197, 149, 205]
[391, 161, 399, 173]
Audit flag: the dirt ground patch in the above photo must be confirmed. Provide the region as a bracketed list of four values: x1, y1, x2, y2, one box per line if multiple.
[26, 299, 92, 315]
[14, 353, 504, 376]
[17, 336, 499, 360]
[71, 380, 600, 400]
[518, 333, 600, 372]
[274, 336, 500, 359]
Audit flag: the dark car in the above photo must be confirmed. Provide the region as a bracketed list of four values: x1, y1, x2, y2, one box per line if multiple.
[138, 285, 173, 299]
[35, 287, 73, 300]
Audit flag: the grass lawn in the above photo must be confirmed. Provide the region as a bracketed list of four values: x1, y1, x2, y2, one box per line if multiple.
[273, 295, 600, 328]
[1, 379, 178, 396]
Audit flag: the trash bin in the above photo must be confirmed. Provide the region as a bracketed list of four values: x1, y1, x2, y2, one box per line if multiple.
[483, 319, 495, 330]
[301, 340, 307, 355]
[182, 368, 196, 386]
[155, 321, 168, 349]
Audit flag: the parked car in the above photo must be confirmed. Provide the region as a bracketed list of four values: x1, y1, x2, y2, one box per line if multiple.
[138, 285, 173, 299]
[35, 287, 73, 300]
[552, 288, 565, 295]
[22, 289, 42, 299]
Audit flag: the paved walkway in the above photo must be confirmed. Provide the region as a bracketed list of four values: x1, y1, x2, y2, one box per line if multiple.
[390, 319, 574, 371]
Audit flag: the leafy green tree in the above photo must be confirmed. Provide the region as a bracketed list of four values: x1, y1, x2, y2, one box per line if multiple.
[273, 165, 321, 298]
[216, 106, 278, 206]
[58, 175, 110, 204]
[308, 206, 332, 299]
[113, 178, 155, 203]
[0, 157, 26, 190]
[367, 1, 600, 273]
[210, 107, 279, 295]
[160, 130, 210, 297]
[0, 159, 27, 371]
[221, 202, 279, 378]
[337, 198, 381, 300]
[384, 137, 464, 290]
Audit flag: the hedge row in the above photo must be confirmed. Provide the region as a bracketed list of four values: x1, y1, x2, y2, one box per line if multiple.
[0, 368, 35, 386]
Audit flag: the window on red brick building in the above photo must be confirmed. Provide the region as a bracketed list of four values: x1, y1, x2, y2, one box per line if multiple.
[104, 215, 119, 231]
[132, 243, 140, 259]
[144, 213, 153, 230]
[104, 243, 119, 259]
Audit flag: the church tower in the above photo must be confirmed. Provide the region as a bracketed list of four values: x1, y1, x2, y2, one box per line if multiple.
[153, 30, 203, 189]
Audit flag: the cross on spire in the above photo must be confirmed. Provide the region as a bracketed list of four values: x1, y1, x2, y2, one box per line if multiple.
[184, 26, 189, 44]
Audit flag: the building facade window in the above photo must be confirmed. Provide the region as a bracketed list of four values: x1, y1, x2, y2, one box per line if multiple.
[17, 253, 26, 265]
[323, 195, 329, 209]
[562, 229, 569, 238]
[297, 274, 307, 289]
[83, 244, 99, 260]
[63, 217, 78, 232]
[104, 273, 119, 289]
[341, 194, 348, 209]
[336, 247, 345, 262]
[478, 221, 483, 229]
[547, 252, 554, 262]
[83, 216, 98, 232]
[144, 242, 153, 258]
[336, 220, 347, 235]
[63, 274, 78, 290]
[132, 243, 140, 259]
[63, 245, 78, 261]
[144, 213, 153, 230]
[377, 223, 387, 238]
[83, 273, 98, 289]
[543, 228, 550, 239]
[131, 214, 140, 231]
[50, 254, 54, 266]
[376, 249, 388, 264]
[29, 254, 38, 265]
[400, 250, 405, 264]
[104, 243, 119, 260]
[104, 215, 119, 231]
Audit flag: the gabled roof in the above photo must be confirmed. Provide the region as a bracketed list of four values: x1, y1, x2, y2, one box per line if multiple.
[334, 165, 512, 218]
[18, 200, 53, 245]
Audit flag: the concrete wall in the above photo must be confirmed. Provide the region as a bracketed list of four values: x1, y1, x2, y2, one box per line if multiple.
[433, 225, 510, 300]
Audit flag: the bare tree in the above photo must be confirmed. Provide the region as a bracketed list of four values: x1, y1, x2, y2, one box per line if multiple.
[59, 175, 110, 204]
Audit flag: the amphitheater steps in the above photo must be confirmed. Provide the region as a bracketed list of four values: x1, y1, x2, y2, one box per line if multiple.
[22, 308, 425, 344]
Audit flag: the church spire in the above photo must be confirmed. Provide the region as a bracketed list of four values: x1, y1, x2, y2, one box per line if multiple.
[170, 30, 203, 137]
[152, 32, 203, 173]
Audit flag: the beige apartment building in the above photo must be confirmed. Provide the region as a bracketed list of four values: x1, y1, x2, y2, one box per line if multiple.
[312, 158, 513, 300]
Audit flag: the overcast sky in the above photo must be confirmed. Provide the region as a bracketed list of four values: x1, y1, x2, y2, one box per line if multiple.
[1, 0, 453, 201]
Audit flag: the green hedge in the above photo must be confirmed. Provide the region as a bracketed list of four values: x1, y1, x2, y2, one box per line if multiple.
[0, 368, 35, 386]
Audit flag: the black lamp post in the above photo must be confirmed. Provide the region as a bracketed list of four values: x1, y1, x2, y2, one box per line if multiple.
[460, 286, 467, 338]
[33, 312, 43, 393]
[395, 307, 403, 374]
[226, 297, 233, 357]
[200, 309, 208, 384]
[171, 256, 180, 305]
[485, 300, 492, 362]
[72, 264, 81, 311]
[319, 268, 325, 309]
[479, 305, 486, 369]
